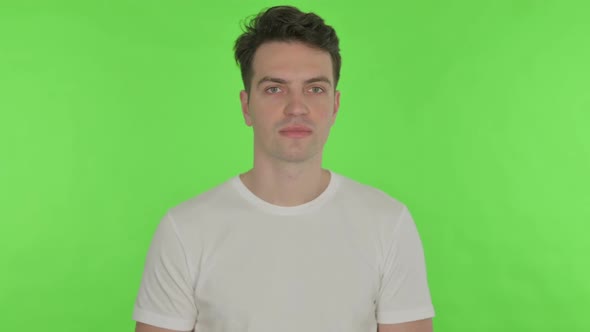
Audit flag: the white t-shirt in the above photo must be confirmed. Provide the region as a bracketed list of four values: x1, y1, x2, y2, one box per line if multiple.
[132, 170, 435, 332]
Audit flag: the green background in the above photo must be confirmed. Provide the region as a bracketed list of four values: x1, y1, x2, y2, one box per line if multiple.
[1, 0, 588, 331]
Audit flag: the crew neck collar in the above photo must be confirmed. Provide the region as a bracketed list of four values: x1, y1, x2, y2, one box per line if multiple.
[231, 169, 340, 216]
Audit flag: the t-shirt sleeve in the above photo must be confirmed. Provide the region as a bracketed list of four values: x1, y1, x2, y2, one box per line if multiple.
[375, 205, 435, 324]
[132, 213, 198, 331]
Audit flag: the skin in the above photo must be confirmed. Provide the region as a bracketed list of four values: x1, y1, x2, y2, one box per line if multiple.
[238, 41, 340, 207]
[136, 40, 433, 332]
[135, 322, 190, 332]
[377, 318, 433, 332]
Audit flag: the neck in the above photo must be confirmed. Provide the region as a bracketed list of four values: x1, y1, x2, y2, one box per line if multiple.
[239, 162, 331, 207]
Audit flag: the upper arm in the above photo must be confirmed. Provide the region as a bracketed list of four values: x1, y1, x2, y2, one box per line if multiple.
[376, 206, 435, 325]
[135, 322, 193, 332]
[378, 318, 433, 332]
[132, 213, 198, 331]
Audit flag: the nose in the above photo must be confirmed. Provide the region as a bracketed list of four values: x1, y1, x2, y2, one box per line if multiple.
[283, 91, 310, 117]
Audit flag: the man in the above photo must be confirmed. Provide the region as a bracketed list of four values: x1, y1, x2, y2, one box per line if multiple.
[133, 5, 435, 332]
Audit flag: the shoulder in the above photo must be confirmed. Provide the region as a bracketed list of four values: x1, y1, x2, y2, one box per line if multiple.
[165, 176, 239, 227]
[334, 172, 407, 215]
[332, 173, 413, 258]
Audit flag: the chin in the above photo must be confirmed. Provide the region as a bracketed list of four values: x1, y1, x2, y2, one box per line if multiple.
[279, 156, 309, 163]
[280, 150, 321, 163]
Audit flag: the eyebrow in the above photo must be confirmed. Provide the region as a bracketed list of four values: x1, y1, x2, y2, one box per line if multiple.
[256, 76, 333, 88]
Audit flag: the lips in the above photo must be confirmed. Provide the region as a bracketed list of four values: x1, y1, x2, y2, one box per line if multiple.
[279, 125, 312, 133]
[279, 125, 312, 138]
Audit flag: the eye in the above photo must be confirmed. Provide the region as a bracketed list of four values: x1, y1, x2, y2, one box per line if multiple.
[309, 86, 325, 94]
[266, 86, 282, 94]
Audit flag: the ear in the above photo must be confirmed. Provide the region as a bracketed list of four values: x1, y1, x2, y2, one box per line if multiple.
[240, 90, 253, 127]
[332, 90, 341, 120]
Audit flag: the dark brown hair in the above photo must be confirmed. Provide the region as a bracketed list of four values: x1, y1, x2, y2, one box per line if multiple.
[234, 6, 341, 93]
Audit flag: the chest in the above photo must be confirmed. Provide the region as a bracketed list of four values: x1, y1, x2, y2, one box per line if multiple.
[193, 221, 380, 331]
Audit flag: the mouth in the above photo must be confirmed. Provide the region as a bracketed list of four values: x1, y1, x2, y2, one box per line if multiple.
[279, 131, 311, 138]
[279, 124, 313, 138]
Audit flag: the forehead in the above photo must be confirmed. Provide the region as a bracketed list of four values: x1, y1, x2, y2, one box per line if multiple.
[251, 41, 333, 81]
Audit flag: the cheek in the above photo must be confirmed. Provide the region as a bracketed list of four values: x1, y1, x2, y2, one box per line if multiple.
[313, 99, 336, 118]
[251, 97, 284, 115]
[248, 103, 279, 131]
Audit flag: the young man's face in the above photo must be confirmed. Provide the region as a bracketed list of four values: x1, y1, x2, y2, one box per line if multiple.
[240, 41, 340, 165]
